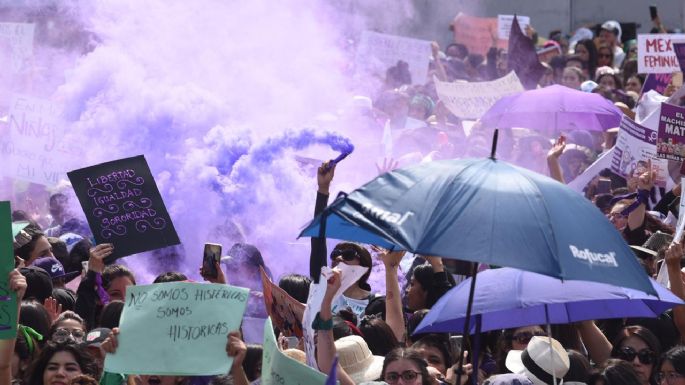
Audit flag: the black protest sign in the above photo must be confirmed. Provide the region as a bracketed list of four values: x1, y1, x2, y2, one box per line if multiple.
[68, 155, 180, 261]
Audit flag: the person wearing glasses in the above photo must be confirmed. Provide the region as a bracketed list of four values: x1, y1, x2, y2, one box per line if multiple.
[495, 326, 547, 374]
[381, 348, 432, 385]
[596, 45, 615, 72]
[657, 346, 685, 385]
[609, 326, 661, 385]
[329, 242, 375, 319]
[47, 312, 87, 344]
[312, 161, 375, 321]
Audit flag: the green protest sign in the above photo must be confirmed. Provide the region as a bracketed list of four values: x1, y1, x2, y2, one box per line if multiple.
[0, 201, 17, 339]
[104, 282, 249, 375]
[261, 317, 329, 385]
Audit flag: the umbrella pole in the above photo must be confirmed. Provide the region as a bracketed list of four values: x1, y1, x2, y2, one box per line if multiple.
[545, 305, 556, 385]
[456, 262, 479, 385]
[490, 129, 499, 160]
[472, 314, 482, 385]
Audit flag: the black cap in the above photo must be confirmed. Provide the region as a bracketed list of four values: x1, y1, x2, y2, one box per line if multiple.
[19, 266, 53, 302]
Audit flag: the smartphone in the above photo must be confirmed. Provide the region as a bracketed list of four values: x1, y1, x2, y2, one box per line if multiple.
[286, 336, 299, 349]
[597, 177, 612, 194]
[202, 243, 222, 279]
[449, 335, 463, 358]
[650, 5, 658, 21]
[81, 261, 89, 273]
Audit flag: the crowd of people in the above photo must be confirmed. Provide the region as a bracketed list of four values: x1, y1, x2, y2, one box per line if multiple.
[4, 8, 685, 385]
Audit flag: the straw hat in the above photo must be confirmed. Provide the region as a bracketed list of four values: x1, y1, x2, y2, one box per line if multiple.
[335, 335, 385, 383]
[630, 231, 673, 258]
[506, 336, 570, 385]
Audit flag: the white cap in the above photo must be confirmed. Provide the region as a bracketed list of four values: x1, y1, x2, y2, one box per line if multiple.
[601, 20, 622, 41]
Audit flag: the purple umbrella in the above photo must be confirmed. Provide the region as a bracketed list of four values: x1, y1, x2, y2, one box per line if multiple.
[415, 267, 683, 335]
[480, 85, 623, 134]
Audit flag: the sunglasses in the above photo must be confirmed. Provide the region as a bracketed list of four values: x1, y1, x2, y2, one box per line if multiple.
[511, 331, 547, 345]
[53, 328, 85, 343]
[616, 346, 656, 365]
[384, 370, 421, 383]
[331, 249, 359, 262]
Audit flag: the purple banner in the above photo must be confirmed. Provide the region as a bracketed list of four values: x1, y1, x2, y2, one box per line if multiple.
[674, 42, 685, 73]
[657, 102, 685, 161]
[641, 73, 673, 96]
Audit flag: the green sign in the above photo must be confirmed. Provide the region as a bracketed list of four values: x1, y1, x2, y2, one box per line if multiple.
[0, 201, 16, 339]
[104, 282, 249, 375]
[261, 317, 329, 385]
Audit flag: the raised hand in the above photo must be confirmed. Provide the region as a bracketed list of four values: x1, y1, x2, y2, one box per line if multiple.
[44, 296, 63, 323]
[9, 269, 27, 301]
[375, 157, 399, 175]
[89, 244, 114, 273]
[317, 161, 336, 195]
[547, 135, 566, 159]
[101, 327, 119, 354]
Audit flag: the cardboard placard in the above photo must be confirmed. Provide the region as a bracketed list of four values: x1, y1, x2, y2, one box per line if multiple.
[638, 34, 685, 74]
[104, 282, 249, 375]
[0, 23, 35, 73]
[355, 31, 432, 85]
[302, 264, 368, 368]
[67, 155, 180, 260]
[0, 202, 16, 339]
[434, 71, 524, 119]
[0, 95, 77, 186]
[261, 317, 328, 385]
[452, 13, 506, 56]
[260, 267, 305, 338]
[657, 103, 685, 161]
[611, 116, 668, 187]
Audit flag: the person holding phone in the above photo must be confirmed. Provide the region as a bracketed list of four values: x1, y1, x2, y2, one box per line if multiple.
[200, 243, 226, 284]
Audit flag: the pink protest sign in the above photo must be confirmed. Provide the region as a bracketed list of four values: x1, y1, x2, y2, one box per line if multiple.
[657, 103, 685, 162]
[451, 13, 506, 56]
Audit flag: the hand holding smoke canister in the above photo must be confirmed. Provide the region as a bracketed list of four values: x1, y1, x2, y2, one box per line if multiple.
[323, 146, 354, 172]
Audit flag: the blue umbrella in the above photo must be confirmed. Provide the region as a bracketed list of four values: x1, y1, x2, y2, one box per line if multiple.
[299, 155, 655, 295]
[415, 267, 684, 335]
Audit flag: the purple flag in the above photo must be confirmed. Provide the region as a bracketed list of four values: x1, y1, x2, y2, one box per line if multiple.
[641, 73, 673, 96]
[674, 42, 685, 73]
[507, 15, 545, 89]
[326, 357, 338, 385]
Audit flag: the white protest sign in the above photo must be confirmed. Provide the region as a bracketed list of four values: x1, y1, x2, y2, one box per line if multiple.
[638, 34, 685, 74]
[356, 31, 432, 85]
[434, 71, 524, 119]
[497, 15, 530, 40]
[302, 264, 368, 368]
[0, 23, 35, 73]
[610, 116, 668, 187]
[1, 95, 78, 185]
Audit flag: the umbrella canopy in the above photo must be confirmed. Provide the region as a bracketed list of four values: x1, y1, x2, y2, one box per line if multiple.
[480, 85, 622, 133]
[300, 157, 655, 295]
[415, 267, 683, 334]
